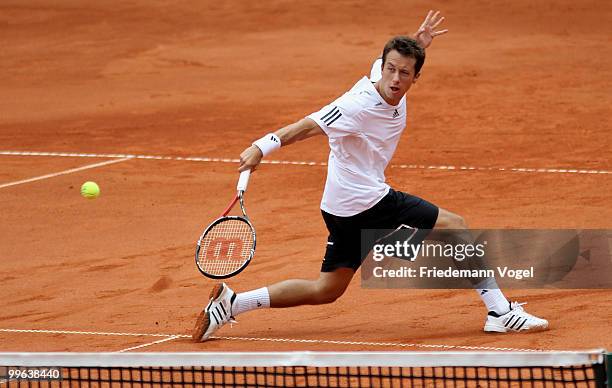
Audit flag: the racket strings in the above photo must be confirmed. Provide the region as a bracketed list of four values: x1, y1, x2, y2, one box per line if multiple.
[198, 218, 254, 276]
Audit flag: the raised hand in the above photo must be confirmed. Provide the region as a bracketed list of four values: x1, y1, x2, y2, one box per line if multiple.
[414, 10, 448, 49]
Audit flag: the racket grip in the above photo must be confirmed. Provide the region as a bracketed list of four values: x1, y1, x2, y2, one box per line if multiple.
[237, 169, 251, 192]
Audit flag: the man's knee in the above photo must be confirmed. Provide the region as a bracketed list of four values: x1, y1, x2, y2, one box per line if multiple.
[312, 270, 353, 304]
[312, 281, 346, 304]
[435, 209, 467, 230]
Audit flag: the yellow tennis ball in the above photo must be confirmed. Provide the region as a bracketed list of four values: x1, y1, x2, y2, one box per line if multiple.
[81, 181, 100, 199]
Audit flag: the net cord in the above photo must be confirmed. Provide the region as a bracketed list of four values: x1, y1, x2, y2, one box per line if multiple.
[0, 351, 606, 368]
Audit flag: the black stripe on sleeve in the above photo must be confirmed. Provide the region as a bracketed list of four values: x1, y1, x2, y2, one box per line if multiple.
[325, 111, 342, 126]
[320, 106, 339, 121]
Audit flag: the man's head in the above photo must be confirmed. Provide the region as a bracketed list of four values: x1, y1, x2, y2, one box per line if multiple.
[376, 36, 425, 105]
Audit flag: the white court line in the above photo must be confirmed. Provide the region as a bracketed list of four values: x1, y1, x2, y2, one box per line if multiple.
[0, 157, 133, 189]
[0, 328, 176, 337]
[115, 335, 181, 353]
[1, 150, 610, 175]
[213, 336, 542, 353]
[0, 328, 547, 352]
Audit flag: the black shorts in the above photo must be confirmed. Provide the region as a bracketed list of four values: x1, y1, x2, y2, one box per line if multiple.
[321, 189, 439, 272]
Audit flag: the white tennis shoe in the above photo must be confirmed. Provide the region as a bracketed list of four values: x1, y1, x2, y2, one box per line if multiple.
[484, 302, 548, 333]
[192, 282, 237, 342]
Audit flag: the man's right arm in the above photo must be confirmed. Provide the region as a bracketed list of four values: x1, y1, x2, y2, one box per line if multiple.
[238, 118, 323, 172]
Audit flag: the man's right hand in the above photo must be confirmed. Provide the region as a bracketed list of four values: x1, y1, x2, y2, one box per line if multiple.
[239, 145, 263, 172]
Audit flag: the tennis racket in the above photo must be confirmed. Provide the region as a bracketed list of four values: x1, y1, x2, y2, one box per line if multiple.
[195, 170, 256, 279]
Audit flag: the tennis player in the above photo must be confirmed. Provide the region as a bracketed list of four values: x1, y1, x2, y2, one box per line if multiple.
[193, 11, 548, 341]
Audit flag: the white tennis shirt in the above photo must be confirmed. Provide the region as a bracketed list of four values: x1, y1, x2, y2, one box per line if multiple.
[308, 60, 407, 217]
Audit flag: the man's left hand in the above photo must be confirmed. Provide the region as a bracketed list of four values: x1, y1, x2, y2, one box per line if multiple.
[414, 10, 448, 49]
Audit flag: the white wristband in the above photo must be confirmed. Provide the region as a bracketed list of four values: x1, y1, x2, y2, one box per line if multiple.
[252, 133, 281, 157]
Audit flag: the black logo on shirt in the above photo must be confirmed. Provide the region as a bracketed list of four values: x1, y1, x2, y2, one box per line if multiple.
[392, 109, 400, 118]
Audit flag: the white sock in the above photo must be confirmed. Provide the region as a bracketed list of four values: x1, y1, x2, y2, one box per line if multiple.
[475, 278, 510, 315]
[232, 287, 270, 317]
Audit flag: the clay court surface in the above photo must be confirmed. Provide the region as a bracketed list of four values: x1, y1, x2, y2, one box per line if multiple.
[1, 0, 611, 354]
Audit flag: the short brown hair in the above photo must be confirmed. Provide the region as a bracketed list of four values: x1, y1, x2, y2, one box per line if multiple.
[381, 36, 425, 74]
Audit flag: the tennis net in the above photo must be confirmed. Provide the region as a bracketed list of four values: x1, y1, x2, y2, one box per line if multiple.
[0, 350, 609, 387]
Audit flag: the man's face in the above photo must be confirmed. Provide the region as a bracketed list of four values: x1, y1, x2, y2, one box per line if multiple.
[376, 49, 419, 105]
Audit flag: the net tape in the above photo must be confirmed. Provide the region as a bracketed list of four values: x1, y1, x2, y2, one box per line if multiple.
[0, 351, 607, 388]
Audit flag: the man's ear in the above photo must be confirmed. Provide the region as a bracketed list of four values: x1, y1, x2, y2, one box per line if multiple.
[413, 72, 421, 83]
